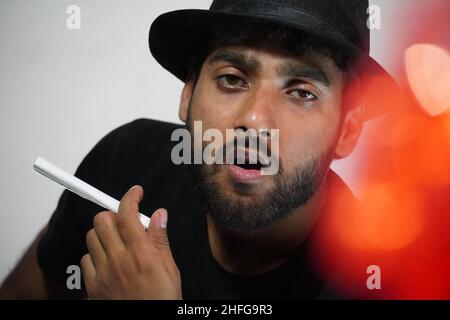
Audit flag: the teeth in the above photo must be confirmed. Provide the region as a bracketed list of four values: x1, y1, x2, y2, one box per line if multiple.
[231, 148, 270, 168]
[259, 155, 270, 167]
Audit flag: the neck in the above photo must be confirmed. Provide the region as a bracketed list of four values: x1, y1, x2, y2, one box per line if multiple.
[207, 173, 329, 276]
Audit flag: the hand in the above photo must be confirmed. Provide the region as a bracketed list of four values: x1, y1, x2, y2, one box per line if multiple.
[81, 185, 182, 300]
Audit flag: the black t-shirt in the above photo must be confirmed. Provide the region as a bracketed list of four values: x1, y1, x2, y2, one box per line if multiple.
[37, 118, 353, 299]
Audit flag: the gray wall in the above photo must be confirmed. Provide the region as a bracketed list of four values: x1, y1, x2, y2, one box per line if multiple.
[0, 0, 418, 284]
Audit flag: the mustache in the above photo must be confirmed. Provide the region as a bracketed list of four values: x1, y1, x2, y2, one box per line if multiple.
[223, 130, 272, 165]
[183, 121, 281, 175]
[209, 129, 281, 173]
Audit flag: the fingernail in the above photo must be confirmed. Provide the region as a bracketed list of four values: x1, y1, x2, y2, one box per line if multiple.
[158, 209, 167, 229]
[129, 185, 139, 191]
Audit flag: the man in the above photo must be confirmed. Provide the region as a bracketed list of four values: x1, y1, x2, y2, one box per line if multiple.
[0, 0, 393, 299]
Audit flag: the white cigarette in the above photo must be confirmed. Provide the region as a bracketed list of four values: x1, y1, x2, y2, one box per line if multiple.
[33, 157, 150, 229]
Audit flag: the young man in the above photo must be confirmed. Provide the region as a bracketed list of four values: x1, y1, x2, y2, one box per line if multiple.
[1, 0, 393, 299]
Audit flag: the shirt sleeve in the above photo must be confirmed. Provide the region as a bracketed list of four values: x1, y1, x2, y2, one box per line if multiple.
[36, 120, 137, 284]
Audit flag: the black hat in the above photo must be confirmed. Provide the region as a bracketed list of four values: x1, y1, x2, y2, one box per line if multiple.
[149, 0, 397, 119]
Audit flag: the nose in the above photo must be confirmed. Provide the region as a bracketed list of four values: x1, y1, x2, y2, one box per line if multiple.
[232, 81, 277, 132]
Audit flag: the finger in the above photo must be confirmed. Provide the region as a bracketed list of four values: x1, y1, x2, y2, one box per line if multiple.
[93, 211, 126, 257]
[147, 208, 180, 282]
[81, 254, 96, 293]
[85, 228, 107, 269]
[117, 185, 147, 249]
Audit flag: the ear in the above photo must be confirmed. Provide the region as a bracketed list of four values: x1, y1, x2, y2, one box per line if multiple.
[334, 105, 365, 159]
[179, 80, 194, 123]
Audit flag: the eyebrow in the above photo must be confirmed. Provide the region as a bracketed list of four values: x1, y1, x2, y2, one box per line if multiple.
[207, 49, 331, 86]
[207, 50, 261, 75]
[276, 62, 330, 87]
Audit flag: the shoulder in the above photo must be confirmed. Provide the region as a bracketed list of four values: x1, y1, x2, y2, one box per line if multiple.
[82, 118, 192, 200]
[102, 118, 184, 150]
[120, 118, 184, 138]
[326, 170, 360, 206]
[71, 118, 185, 193]
[85, 118, 186, 178]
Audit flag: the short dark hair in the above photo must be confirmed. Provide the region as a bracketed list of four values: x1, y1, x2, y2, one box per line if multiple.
[187, 19, 358, 82]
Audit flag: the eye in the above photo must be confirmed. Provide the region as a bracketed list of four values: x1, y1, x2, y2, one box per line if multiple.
[216, 74, 248, 89]
[287, 89, 318, 101]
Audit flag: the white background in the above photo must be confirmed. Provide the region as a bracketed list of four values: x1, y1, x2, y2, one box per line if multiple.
[0, 0, 419, 283]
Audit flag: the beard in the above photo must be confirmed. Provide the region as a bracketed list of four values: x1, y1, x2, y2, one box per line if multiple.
[186, 110, 336, 233]
[189, 154, 332, 233]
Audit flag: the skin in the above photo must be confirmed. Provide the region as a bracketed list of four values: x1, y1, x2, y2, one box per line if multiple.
[179, 44, 364, 275]
[0, 43, 363, 300]
[80, 186, 182, 299]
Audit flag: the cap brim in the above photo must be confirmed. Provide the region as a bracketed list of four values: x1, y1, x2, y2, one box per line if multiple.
[149, 9, 397, 120]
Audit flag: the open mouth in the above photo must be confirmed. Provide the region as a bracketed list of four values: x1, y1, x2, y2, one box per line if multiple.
[235, 162, 263, 171]
[234, 147, 269, 168]
[227, 148, 270, 182]
[233, 157, 265, 171]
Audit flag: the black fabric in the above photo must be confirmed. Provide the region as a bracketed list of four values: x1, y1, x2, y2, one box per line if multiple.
[37, 118, 351, 299]
[210, 0, 369, 51]
[148, 0, 377, 84]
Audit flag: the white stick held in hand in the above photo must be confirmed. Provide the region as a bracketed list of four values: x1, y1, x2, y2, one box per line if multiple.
[33, 157, 150, 228]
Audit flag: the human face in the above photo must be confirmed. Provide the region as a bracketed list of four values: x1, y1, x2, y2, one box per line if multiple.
[181, 44, 349, 231]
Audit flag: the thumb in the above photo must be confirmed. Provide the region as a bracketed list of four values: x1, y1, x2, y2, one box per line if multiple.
[147, 208, 180, 282]
[119, 185, 144, 219]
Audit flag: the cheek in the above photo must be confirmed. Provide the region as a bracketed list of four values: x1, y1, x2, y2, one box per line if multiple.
[277, 112, 341, 170]
[188, 78, 240, 130]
